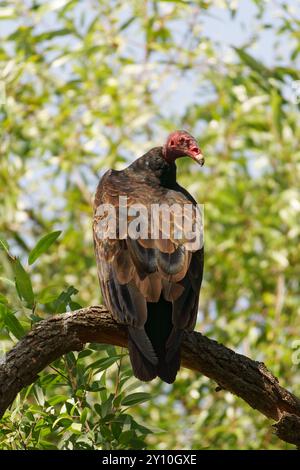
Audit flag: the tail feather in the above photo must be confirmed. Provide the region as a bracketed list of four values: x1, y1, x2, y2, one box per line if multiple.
[127, 296, 183, 383]
[128, 333, 157, 382]
[166, 329, 183, 362]
[147, 296, 181, 383]
[157, 346, 181, 384]
[128, 326, 158, 365]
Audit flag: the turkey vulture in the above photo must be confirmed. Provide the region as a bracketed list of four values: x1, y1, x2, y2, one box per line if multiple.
[93, 130, 204, 383]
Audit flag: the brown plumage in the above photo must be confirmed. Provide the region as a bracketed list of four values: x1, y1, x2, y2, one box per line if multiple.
[93, 130, 204, 383]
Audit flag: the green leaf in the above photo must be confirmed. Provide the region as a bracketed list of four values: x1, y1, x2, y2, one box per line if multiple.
[3, 312, 25, 339]
[87, 355, 122, 373]
[77, 349, 93, 359]
[119, 429, 135, 445]
[121, 392, 151, 407]
[34, 385, 45, 406]
[273, 66, 299, 81]
[69, 300, 82, 311]
[12, 258, 34, 308]
[28, 230, 62, 265]
[37, 285, 60, 304]
[33, 28, 72, 42]
[86, 383, 105, 392]
[80, 407, 89, 425]
[47, 395, 68, 406]
[234, 47, 271, 78]
[119, 17, 136, 31]
[94, 403, 102, 416]
[70, 422, 82, 434]
[53, 286, 78, 313]
[0, 304, 25, 339]
[65, 351, 76, 368]
[100, 394, 114, 418]
[53, 416, 73, 429]
[0, 293, 8, 304]
[30, 313, 43, 323]
[0, 234, 9, 252]
[111, 421, 122, 440]
[99, 371, 107, 403]
[271, 89, 283, 139]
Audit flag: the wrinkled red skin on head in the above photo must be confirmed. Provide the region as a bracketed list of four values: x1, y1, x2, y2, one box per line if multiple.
[163, 130, 203, 164]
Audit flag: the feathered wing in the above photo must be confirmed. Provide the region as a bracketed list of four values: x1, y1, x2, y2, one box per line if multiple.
[93, 170, 203, 383]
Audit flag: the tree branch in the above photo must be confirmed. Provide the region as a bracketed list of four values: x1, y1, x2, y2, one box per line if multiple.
[0, 305, 300, 447]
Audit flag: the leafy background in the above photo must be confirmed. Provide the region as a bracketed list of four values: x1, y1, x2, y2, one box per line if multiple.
[0, 0, 300, 450]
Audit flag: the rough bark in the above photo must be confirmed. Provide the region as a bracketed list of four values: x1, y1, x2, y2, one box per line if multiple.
[0, 305, 300, 447]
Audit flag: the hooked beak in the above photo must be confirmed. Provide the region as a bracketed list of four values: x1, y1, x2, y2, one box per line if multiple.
[189, 147, 205, 166]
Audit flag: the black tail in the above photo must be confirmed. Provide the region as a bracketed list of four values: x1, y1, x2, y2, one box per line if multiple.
[128, 296, 181, 383]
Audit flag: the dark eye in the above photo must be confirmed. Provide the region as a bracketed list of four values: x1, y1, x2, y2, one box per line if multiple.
[170, 139, 175, 146]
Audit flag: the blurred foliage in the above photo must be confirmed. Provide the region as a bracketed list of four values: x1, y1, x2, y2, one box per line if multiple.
[0, 0, 300, 450]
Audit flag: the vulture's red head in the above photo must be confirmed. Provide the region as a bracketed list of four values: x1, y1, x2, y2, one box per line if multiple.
[163, 130, 204, 166]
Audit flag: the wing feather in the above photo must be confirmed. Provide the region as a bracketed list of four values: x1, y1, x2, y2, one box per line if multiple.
[93, 168, 203, 367]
